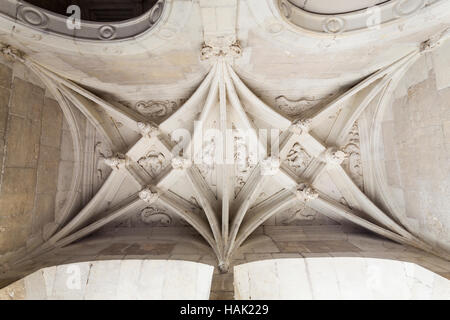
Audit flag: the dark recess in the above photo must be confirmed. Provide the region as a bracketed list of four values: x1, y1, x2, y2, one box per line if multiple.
[24, 0, 159, 22]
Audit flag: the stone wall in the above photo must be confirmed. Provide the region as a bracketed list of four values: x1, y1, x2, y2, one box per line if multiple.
[380, 44, 450, 254]
[0, 59, 63, 255]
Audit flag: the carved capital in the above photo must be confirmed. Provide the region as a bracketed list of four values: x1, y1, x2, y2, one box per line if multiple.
[103, 153, 127, 169]
[296, 183, 319, 202]
[139, 187, 159, 204]
[290, 118, 312, 135]
[261, 156, 280, 176]
[137, 121, 159, 138]
[325, 147, 347, 165]
[171, 157, 192, 170]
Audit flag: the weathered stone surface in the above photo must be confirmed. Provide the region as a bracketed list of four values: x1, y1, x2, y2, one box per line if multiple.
[0, 64, 12, 89]
[4, 115, 41, 168]
[10, 78, 44, 119]
[36, 161, 59, 194]
[0, 167, 36, 217]
[40, 98, 62, 147]
[0, 87, 10, 134]
[32, 194, 56, 234]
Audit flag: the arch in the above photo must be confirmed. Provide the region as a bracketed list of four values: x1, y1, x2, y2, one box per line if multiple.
[0, 0, 165, 41]
[0, 260, 213, 299]
[234, 257, 450, 299]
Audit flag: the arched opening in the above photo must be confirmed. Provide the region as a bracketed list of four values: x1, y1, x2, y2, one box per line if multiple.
[234, 258, 450, 299]
[23, 0, 159, 22]
[287, 0, 390, 15]
[0, 260, 214, 300]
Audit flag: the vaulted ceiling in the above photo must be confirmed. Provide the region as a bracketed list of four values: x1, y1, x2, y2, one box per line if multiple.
[0, 0, 449, 285]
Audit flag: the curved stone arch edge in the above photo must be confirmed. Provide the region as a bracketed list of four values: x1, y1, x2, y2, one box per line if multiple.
[0, 0, 196, 56]
[243, 0, 450, 50]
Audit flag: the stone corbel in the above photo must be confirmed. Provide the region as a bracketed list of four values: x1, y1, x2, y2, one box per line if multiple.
[0, 44, 25, 63]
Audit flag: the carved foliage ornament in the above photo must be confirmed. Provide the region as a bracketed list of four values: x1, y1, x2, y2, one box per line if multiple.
[234, 135, 255, 196]
[139, 187, 159, 204]
[286, 142, 311, 175]
[137, 122, 159, 138]
[103, 153, 127, 169]
[135, 100, 177, 118]
[342, 122, 364, 190]
[290, 118, 312, 135]
[140, 207, 172, 226]
[138, 151, 166, 176]
[201, 40, 242, 60]
[296, 183, 319, 202]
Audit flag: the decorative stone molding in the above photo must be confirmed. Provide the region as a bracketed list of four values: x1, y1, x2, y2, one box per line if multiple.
[234, 135, 254, 196]
[290, 118, 312, 135]
[261, 157, 280, 176]
[322, 17, 345, 34]
[200, 40, 242, 60]
[282, 206, 316, 224]
[139, 187, 159, 204]
[286, 142, 311, 175]
[103, 153, 127, 169]
[140, 207, 172, 226]
[138, 151, 166, 176]
[296, 183, 319, 202]
[171, 157, 192, 170]
[275, 96, 318, 116]
[0, 0, 166, 41]
[342, 122, 364, 190]
[137, 122, 160, 138]
[278, 0, 443, 34]
[135, 100, 178, 118]
[325, 147, 347, 165]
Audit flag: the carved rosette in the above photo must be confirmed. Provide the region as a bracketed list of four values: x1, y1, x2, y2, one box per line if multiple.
[137, 122, 159, 138]
[281, 206, 316, 224]
[290, 118, 312, 135]
[171, 157, 192, 170]
[261, 157, 280, 176]
[139, 187, 159, 204]
[296, 183, 319, 202]
[325, 147, 347, 165]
